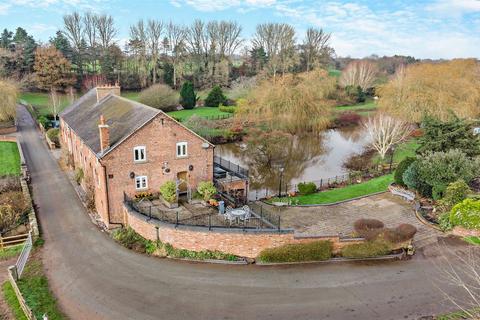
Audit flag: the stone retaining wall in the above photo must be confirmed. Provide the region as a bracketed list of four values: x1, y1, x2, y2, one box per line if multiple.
[124, 204, 363, 258]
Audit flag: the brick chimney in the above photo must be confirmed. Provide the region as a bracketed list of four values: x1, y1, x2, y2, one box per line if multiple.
[96, 83, 121, 102]
[98, 115, 110, 153]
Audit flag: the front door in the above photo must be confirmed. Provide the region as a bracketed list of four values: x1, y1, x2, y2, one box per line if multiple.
[177, 171, 188, 194]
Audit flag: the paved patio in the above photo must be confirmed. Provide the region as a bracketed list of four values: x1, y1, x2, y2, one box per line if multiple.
[274, 193, 442, 248]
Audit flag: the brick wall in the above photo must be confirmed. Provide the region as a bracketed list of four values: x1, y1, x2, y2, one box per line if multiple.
[0, 125, 17, 135]
[103, 115, 213, 224]
[124, 204, 363, 258]
[60, 119, 110, 225]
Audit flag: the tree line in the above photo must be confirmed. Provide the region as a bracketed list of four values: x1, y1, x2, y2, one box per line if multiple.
[0, 12, 335, 91]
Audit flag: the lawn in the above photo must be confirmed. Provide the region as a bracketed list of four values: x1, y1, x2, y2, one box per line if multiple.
[464, 236, 480, 246]
[19, 92, 72, 117]
[121, 91, 140, 101]
[335, 100, 377, 112]
[2, 281, 28, 320]
[17, 258, 65, 320]
[0, 245, 23, 260]
[0, 142, 21, 176]
[168, 107, 231, 122]
[373, 139, 419, 165]
[270, 174, 394, 205]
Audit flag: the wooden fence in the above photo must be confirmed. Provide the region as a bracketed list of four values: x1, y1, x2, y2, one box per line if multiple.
[8, 266, 36, 320]
[0, 233, 29, 249]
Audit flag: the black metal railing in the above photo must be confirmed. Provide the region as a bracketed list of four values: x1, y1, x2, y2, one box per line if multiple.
[124, 192, 280, 231]
[213, 156, 249, 179]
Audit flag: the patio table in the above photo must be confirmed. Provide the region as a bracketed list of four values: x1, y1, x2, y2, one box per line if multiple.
[228, 209, 246, 222]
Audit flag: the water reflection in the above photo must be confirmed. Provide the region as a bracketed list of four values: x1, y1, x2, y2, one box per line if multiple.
[215, 126, 370, 196]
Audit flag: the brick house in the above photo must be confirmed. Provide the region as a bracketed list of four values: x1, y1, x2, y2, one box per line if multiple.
[59, 85, 214, 228]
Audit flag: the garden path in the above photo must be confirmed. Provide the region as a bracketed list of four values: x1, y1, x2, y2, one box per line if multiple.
[275, 193, 442, 248]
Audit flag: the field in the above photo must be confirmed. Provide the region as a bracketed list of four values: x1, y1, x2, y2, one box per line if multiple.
[0, 142, 21, 176]
[19, 92, 72, 118]
[168, 107, 231, 122]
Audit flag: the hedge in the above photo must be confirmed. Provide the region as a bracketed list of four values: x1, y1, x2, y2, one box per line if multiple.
[341, 240, 391, 259]
[257, 240, 332, 263]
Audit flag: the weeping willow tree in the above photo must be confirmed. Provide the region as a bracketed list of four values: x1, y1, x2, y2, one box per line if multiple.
[238, 69, 336, 133]
[0, 79, 18, 122]
[378, 59, 480, 122]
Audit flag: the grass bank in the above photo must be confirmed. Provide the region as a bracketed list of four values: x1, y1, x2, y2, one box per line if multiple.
[17, 254, 65, 319]
[19, 92, 72, 117]
[373, 139, 419, 165]
[2, 281, 28, 320]
[270, 174, 394, 205]
[335, 100, 377, 112]
[0, 141, 20, 176]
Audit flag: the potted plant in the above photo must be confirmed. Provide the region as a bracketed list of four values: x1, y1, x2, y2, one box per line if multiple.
[159, 181, 178, 208]
[197, 181, 217, 206]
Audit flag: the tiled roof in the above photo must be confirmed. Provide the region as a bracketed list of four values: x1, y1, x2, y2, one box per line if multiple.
[60, 88, 160, 156]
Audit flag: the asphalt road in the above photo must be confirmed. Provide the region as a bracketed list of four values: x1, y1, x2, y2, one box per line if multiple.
[16, 105, 458, 320]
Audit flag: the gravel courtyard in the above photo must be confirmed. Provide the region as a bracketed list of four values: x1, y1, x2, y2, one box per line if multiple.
[272, 193, 442, 248]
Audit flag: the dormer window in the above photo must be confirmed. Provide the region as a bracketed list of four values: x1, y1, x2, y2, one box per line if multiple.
[134, 146, 146, 162]
[176, 142, 188, 158]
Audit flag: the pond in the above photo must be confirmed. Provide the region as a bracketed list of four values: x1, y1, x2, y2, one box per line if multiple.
[215, 126, 371, 199]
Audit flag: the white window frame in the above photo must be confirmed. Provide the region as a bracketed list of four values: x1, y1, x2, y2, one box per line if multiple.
[135, 176, 148, 190]
[176, 142, 188, 158]
[133, 146, 146, 162]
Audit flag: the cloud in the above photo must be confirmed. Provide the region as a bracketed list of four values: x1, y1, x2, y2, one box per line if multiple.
[268, 1, 480, 59]
[0, 3, 11, 15]
[427, 0, 480, 15]
[171, 0, 276, 12]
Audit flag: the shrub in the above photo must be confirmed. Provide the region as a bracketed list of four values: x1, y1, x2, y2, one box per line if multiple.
[415, 149, 479, 198]
[297, 182, 317, 195]
[438, 212, 453, 231]
[449, 198, 480, 230]
[74, 168, 84, 185]
[394, 157, 415, 187]
[353, 219, 385, 240]
[257, 241, 333, 263]
[219, 105, 236, 113]
[437, 180, 470, 212]
[381, 224, 417, 243]
[37, 115, 49, 128]
[46, 128, 59, 146]
[394, 224, 417, 242]
[160, 181, 177, 203]
[138, 84, 178, 112]
[204, 85, 226, 107]
[180, 81, 197, 110]
[344, 149, 376, 172]
[341, 240, 391, 258]
[0, 191, 29, 233]
[402, 162, 432, 197]
[112, 227, 154, 253]
[196, 181, 217, 201]
[335, 112, 361, 127]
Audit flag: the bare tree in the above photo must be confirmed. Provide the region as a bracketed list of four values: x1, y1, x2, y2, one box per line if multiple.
[63, 12, 84, 77]
[253, 23, 294, 78]
[147, 19, 163, 84]
[129, 20, 148, 87]
[96, 14, 117, 51]
[165, 21, 186, 88]
[340, 60, 378, 91]
[302, 27, 333, 72]
[433, 244, 480, 318]
[252, 23, 281, 78]
[278, 24, 295, 76]
[363, 113, 410, 159]
[217, 21, 243, 58]
[187, 19, 210, 69]
[83, 12, 98, 73]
